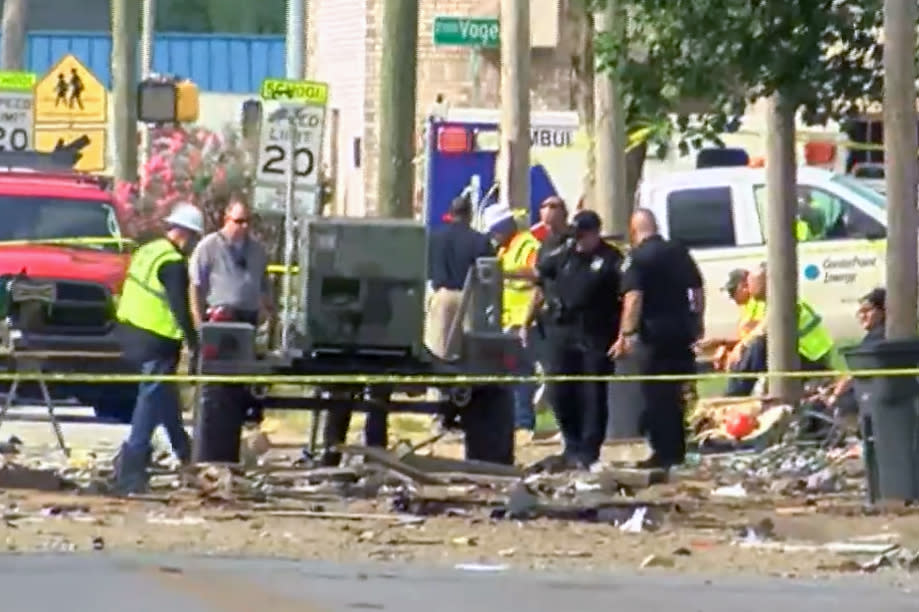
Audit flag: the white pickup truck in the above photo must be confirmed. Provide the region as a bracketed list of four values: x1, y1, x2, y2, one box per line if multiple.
[636, 166, 887, 344]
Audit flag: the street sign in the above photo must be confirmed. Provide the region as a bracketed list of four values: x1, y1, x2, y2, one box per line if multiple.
[34, 127, 106, 172]
[254, 79, 329, 216]
[260, 78, 329, 104]
[34, 54, 107, 124]
[0, 71, 36, 152]
[433, 16, 499, 47]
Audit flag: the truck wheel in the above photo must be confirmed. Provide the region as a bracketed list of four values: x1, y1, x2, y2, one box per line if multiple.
[192, 384, 245, 463]
[461, 385, 515, 465]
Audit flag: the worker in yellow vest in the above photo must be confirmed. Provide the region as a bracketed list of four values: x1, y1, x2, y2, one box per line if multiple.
[725, 262, 835, 396]
[481, 204, 541, 441]
[112, 203, 204, 495]
[697, 268, 765, 371]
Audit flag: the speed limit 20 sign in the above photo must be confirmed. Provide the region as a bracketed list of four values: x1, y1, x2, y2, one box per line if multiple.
[0, 71, 35, 152]
[254, 78, 329, 217]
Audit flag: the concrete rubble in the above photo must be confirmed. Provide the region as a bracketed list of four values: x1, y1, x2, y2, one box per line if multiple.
[1, 417, 919, 578]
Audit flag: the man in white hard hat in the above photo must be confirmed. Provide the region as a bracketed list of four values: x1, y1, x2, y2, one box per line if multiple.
[112, 202, 204, 494]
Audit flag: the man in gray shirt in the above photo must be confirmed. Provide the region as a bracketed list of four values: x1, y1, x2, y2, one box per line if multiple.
[189, 200, 272, 326]
[189, 200, 271, 436]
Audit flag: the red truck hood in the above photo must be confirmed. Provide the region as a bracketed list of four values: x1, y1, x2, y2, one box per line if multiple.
[0, 245, 129, 294]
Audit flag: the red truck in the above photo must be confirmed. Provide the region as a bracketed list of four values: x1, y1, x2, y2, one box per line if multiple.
[0, 164, 138, 422]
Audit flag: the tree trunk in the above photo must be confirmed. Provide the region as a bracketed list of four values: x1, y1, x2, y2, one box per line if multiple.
[377, 0, 419, 218]
[625, 141, 646, 210]
[0, 0, 28, 71]
[112, 0, 140, 185]
[568, 1, 595, 204]
[883, 0, 919, 339]
[764, 91, 800, 402]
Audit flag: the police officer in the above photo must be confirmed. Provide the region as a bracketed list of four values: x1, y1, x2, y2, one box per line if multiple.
[523, 210, 622, 470]
[113, 203, 204, 494]
[612, 209, 703, 470]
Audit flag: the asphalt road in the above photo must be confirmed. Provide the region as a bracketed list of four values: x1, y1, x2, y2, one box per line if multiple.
[0, 554, 915, 612]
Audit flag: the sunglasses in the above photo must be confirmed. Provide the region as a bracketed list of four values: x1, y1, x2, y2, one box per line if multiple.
[230, 217, 250, 225]
[541, 202, 562, 209]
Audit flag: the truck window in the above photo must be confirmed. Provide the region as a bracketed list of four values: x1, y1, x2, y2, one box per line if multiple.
[665, 187, 736, 248]
[753, 185, 886, 241]
[0, 196, 123, 252]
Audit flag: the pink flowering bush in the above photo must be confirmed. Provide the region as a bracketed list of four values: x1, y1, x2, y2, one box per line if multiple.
[112, 123, 333, 249]
[114, 125, 255, 241]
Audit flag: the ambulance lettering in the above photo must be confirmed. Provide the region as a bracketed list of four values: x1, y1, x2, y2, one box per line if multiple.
[529, 128, 573, 148]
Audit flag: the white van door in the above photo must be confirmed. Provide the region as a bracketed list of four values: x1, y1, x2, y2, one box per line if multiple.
[752, 183, 885, 343]
[653, 183, 765, 341]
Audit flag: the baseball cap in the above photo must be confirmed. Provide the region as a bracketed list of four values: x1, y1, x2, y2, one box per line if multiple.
[723, 268, 749, 294]
[860, 287, 886, 310]
[572, 209, 602, 233]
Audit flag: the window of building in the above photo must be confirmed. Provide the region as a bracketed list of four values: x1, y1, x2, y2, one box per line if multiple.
[665, 187, 736, 248]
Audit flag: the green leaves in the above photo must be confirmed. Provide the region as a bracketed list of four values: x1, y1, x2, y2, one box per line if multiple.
[596, 0, 885, 157]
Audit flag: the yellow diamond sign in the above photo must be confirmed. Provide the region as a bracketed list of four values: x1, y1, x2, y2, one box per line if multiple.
[34, 127, 107, 172]
[34, 54, 107, 125]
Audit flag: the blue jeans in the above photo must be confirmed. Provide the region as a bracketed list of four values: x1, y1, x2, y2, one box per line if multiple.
[513, 350, 536, 430]
[124, 355, 190, 461]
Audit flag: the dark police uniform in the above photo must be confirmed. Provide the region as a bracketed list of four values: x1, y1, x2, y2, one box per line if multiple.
[620, 234, 703, 468]
[536, 212, 622, 467]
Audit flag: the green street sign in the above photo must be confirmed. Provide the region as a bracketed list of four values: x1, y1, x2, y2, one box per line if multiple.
[0, 71, 36, 92]
[433, 16, 499, 48]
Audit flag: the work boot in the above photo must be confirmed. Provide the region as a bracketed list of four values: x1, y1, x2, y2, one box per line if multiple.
[112, 443, 150, 496]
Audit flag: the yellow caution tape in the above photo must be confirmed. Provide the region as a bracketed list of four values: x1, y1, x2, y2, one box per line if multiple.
[0, 368, 913, 384]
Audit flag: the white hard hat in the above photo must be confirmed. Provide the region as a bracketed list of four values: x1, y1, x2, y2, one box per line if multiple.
[481, 204, 514, 233]
[163, 202, 204, 234]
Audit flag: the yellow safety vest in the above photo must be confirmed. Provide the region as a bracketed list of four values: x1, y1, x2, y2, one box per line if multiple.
[116, 238, 185, 340]
[738, 298, 765, 340]
[795, 218, 812, 241]
[797, 300, 834, 362]
[498, 230, 540, 329]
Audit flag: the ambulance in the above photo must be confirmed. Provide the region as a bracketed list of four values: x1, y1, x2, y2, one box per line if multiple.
[420, 108, 587, 230]
[636, 164, 887, 344]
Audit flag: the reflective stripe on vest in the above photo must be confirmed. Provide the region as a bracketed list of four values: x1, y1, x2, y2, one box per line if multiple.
[797, 300, 834, 362]
[499, 231, 540, 328]
[116, 238, 185, 340]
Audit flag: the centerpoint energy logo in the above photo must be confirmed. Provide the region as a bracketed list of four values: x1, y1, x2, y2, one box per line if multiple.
[803, 255, 878, 284]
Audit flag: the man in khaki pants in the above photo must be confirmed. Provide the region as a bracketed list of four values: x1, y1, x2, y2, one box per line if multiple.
[425, 196, 494, 358]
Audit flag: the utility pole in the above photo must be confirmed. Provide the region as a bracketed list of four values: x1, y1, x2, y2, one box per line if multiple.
[111, 0, 139, 184]
[883, 0, 919, 339]
[593, 0, 628, 236]
[286, 0, 307, 78]
[0, 0, 28, 71]
[764, 92, 799, 402]
[498, 0, 530, 217]
[139, 0, 156, 195]
[377, 0, 418, 218]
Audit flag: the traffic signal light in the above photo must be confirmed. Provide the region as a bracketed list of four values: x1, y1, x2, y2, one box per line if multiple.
[137, 78, 200, 124]
[241, 99, 262, 140]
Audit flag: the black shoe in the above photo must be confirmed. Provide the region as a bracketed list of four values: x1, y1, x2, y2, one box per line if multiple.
[317, 449, 343, 467]
[527, 453, 583, 474]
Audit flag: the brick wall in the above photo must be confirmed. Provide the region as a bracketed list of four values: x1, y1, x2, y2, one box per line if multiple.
[361, 0, 578, 216]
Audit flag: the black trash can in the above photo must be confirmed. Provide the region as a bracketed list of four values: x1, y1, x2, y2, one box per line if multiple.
[843, 338, 919, 503]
